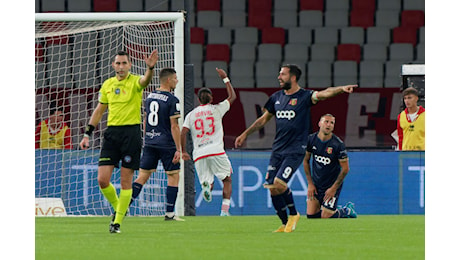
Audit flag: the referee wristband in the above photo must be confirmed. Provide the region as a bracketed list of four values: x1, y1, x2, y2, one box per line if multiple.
[85, 124, 95, 137]
[223, 77, 230, 83]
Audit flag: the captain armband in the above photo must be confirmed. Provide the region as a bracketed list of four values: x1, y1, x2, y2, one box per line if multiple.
[84, 125, 96, 138]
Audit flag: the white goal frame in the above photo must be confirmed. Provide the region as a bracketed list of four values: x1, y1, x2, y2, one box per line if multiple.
[35, 12, 185, 216]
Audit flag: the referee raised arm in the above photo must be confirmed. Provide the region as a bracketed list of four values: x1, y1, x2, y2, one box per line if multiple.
[79, 49, 158, 233]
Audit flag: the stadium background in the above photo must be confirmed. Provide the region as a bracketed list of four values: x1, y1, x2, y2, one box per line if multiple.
[34, 0, 425, 216]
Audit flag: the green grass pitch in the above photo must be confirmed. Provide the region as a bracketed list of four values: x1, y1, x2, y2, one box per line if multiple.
[35, 215, 424, 259]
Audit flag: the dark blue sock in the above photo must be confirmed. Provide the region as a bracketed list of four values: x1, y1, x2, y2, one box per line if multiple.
[307, 211, 322, 218]
[130, 182, 143, 206]
[271, 194, 288, 224]
[166, 186, 178, 213]
[330, 208, 349, 218]
[281, 188, 297, 215]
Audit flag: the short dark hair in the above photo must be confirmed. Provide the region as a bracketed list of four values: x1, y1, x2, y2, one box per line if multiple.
[197, 87, 212, 104]
[49, 100, 62, 115]
[113, 50, 130, 62]
[281, 64, 302, 82]
[402, 87, 418, 97]
[159, 68, 177, 82]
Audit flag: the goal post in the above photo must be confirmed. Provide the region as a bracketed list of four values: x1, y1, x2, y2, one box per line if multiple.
[35, 12, 185, 216]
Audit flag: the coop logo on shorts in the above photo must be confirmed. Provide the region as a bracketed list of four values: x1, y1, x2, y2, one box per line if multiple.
[276, 110, 296, 120]
[314, 155, 331, 165]
[123, 155, 132, 163]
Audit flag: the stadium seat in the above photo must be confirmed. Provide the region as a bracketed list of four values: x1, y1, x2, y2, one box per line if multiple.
[307, 61, 332, 88]
[388, 43, 414, 61]
[190, 44, 204, 63]
[333, 60, 358, 86]
[349, 9, 375, 28]
[197, 10, 221, 29]
[67, 0, 91, 12]
[170, 0, 194, 11]
[205, 44, 230, 63]
[222, 0, 246, 11]
[392, 26, 418, 46]
[203, 61, 229, 87]
[366, 27, 391, 44]
[377, 0, 401, 11]
[419, 27, 425, 43]
[324, 10, 349, 28]
[222, 11, 247, 28]
[234, 27, 259, 46]
[415, 43, 424, 63]
[359, 60, 384, 88]
[336, 44, 362, 63]
[119, 0, 143, 11]
[273, 10, 298, 29]
[255, 61, 281, 88]
[375, 10, 401, 28]
[258, 44, 283, 63]
[248, 10, 272, 29]
[93, 0, 117, 12]
[229, 61, 256, 88]
[351, 0, 376, 11]
[362, 43, 388, 61]
[274, 0, 298, 11]
[340, 27, 365, 44]
[384, 60, 405, 87]
[314, 27, 339, 44]
[231, 43, 257, 62]
[248, 0, 273, 13]
[284, 43, 310, 64]
[310, 44, 336, 62]
[35, 93, 49, 124]
[325, 0, 350, 10]
[35, 43, 45, 62]
[400, 10, 425, 29]
[299, 10, 324, 28]
[288, 27, 313, 45]
[41, 0, 66, 12]
[300, 0, 324, 11]
[207, 27, 232, 45]
[261, 27, 286, 46]
[35, 62, 46, 88]
[190, 27, 205, 45]
[402, 0, 425, 10]
[196, 0, 221, 11]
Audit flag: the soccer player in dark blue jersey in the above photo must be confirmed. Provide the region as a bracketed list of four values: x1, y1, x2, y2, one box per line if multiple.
[130, 68, 184, 221]
[235, 64, 357, 232]
[303, 114, 357, 219]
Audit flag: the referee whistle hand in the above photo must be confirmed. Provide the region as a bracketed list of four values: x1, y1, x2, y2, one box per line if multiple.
[79, 138, 90, 150]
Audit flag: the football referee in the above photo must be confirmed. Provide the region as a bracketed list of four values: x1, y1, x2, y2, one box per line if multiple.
[80, 49, 159, 233]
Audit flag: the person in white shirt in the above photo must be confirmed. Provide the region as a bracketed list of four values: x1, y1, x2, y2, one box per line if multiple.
[181, 68, 236, 216]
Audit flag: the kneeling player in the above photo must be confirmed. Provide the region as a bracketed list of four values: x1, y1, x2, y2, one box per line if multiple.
[303, 114, 357, 218]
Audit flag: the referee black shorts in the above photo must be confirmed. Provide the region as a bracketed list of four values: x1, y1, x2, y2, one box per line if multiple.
[99, 125, 142, 170]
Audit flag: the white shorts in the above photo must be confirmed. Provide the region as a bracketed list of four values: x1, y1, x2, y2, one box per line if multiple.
[194, 154, 232, 185]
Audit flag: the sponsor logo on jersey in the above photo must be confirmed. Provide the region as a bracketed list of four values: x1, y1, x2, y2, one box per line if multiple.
[276, 110, 296, 120]
[146, 129, 161, 138]
[314, 155, 331, 165]
[123, 155, 132, 163]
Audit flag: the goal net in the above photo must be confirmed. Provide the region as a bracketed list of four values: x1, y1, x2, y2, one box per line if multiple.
[35, 13, 184, 216]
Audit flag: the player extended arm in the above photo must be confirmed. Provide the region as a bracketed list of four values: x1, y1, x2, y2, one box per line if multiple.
[216, 68, 237, 105]
[303, 151, 317, 199]
[79, 103, 108, 149]
[324, 159, 350, 202]
[180, 127, 191, 161]
[170, 115, 181, 164]
[235, 110, 273, 148]
[313, 84, 358, 104]
[139, 49, 159, 88]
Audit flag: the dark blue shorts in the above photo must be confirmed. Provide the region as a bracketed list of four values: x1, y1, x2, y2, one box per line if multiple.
[265, 152, 304, 186]
[140, 146, 179, 172]
[315, 185, 343, 211]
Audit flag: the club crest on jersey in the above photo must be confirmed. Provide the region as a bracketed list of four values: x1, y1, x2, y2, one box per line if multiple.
[289, 98, 297, 106]
[327, 147, 333, 154]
